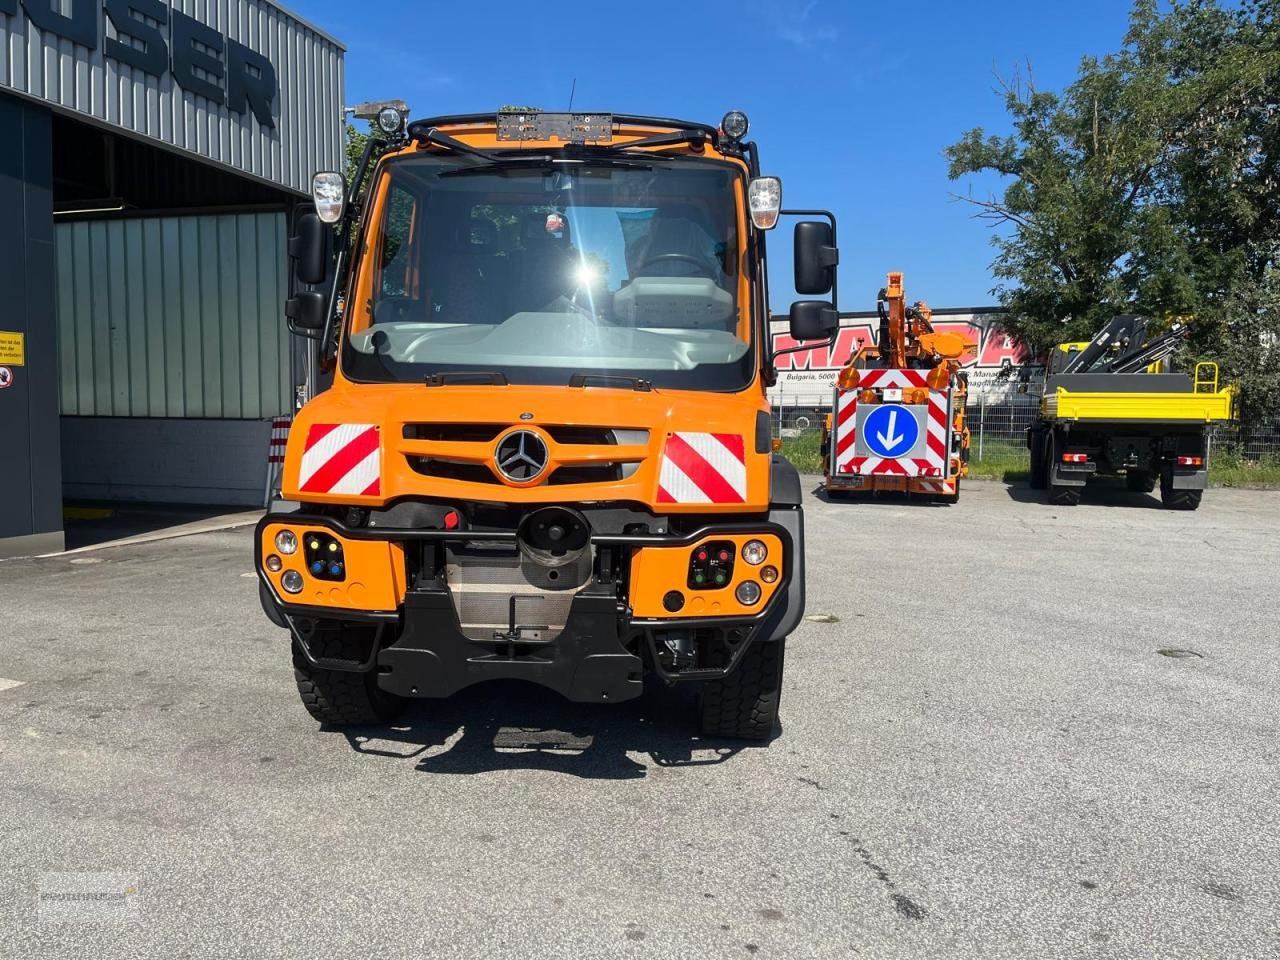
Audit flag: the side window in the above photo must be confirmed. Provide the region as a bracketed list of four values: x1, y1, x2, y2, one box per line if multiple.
[379, 185, 417, 297]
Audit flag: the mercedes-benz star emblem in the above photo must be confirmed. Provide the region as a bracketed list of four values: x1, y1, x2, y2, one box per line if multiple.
[495, 430, 549, 483]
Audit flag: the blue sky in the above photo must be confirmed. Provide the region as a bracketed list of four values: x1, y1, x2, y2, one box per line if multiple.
[295, 0, 1137, 311]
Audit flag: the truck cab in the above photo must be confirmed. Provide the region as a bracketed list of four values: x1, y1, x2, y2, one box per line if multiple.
[256, 109, 840, 739]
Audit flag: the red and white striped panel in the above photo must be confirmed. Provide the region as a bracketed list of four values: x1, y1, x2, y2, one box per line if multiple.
[267, 417, 292, 464]
[297, 424, 381, 497]
[831, 369, 949, 479]
[914, 479, 955, 495]
[657, 433, 747, 504]
[848, 368, 930, 390]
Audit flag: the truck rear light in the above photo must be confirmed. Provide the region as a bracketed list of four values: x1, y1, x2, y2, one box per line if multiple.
[1177, 456, 1204, 467]
[1061, 453, 1089, 463]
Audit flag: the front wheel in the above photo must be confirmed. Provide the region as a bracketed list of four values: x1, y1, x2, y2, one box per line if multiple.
[293, 623, 404, 725]
[1029, 430, 1048, 489]
[699, 639, 785, 741]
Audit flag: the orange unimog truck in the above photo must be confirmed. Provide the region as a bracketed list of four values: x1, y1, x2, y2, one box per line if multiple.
[257, 108, 841, 740]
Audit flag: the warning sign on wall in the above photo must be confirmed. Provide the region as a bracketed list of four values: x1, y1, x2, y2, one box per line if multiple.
[0, 331, 24, 366]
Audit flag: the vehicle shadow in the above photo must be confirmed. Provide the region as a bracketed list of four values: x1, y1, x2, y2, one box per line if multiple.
[331, 680, 777, 780]
[1002, 478, 1163, 509]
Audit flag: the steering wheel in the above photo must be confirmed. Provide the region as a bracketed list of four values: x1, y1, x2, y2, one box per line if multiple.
[633, 252, 717, 279]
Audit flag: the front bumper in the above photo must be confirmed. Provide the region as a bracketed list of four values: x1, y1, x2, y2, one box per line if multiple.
[257, 507, 804, 703]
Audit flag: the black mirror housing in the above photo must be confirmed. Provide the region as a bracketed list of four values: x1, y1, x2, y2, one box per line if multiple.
[289, 211, 330, 287]
[793, 221, 838, 295]
[789, 300, 839, 341]
[286, 290, 327, 338]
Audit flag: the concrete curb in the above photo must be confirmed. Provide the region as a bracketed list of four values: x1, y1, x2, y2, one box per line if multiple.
[12, 511, 264, 561]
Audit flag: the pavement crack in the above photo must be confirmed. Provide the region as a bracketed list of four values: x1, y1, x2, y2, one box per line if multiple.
[837, 832, 928, 922]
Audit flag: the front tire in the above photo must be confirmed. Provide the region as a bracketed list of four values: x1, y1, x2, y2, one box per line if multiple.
[699, 639, 785, 741]
[293, 623, 404, 725]
[1029, 430, 1048, 489]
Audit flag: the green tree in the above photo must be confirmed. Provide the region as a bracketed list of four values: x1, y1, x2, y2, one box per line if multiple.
[343, 120, 378, 197]
[947, 0, 1280, 415]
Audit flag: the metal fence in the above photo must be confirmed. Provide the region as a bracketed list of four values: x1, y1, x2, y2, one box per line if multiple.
[770, 386, 1280, 465]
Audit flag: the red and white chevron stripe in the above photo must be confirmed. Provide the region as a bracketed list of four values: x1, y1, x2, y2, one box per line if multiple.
[297, 423, 381, 496]
[848, 368, 929, 390]
[657, 432, 747, 504]
[914, 479, 955, 494]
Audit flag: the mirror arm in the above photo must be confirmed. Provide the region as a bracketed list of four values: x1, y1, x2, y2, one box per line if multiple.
[767, 208, 840, 369]
[770, 329, 839, 362]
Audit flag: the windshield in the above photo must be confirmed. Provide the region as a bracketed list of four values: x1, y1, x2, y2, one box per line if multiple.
[341, 154, 754, 390]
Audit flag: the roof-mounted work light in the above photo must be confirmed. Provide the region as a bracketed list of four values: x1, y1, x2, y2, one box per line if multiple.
[721, 109, 749, 141]
[349, 99, 410, 136]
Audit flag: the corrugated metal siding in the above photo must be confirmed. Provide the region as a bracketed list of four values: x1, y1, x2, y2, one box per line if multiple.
[56, 211, 292, 418]
[0, 0, 343, 194]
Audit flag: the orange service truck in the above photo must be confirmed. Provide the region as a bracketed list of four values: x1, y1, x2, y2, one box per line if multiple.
[256, 108, 842, 739]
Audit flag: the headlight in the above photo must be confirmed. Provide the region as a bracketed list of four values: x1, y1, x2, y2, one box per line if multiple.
[741, 540, 768, 565]
[275, 530, 298, 555]
[760, 565, 779, 584]
[735, 581, 762, 606]
[265, 554, 283, 572]
[748, 176, 782, 230]
[281, 570, 304, 594]
[311, 171, 346, 224]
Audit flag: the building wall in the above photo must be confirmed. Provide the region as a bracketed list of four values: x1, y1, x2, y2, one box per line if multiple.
[0, 0, 343, 194]
[56, 211, 291, 419]
[0, 92, 63, 557]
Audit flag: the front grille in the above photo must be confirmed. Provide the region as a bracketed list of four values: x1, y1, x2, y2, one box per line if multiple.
[400, 424, 649, 487]
[445, 544, 591, 642]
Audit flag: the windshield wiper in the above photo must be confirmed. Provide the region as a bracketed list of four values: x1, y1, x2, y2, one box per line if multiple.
[424, 371, 509, 387]
[588, 129, 708, 156]
[416, 126, 499, 164]
[568, 373, 653, 392]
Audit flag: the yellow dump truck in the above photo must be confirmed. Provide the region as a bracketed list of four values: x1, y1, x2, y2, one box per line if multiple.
[1028, 315, 1236, 509]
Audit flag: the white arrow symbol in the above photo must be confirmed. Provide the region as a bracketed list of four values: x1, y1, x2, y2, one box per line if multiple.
[875, 409, 905, 451]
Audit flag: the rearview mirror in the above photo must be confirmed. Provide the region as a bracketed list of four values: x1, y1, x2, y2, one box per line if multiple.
[794, 221, 838, 295]
[789, 300, 839, 341]
[289, 211, 330, 287]
[285, 290, 327, 339]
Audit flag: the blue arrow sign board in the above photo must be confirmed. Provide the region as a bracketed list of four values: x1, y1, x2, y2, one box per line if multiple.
[861, 404, 921, 458]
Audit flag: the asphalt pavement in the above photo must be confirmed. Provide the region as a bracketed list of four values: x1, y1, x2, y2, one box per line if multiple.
[1, 478, 1277, 959]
